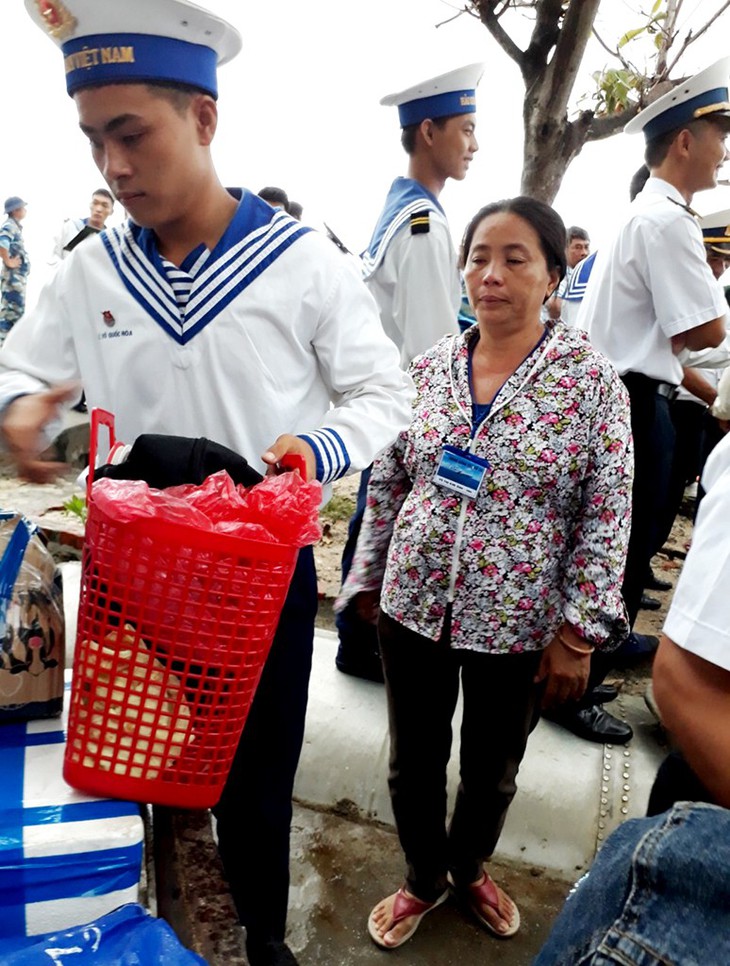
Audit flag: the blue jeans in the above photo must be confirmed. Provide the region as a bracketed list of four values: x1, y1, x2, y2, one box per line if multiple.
[533, 802, 730, 965]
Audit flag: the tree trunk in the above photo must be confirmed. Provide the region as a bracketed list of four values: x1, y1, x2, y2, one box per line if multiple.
[519, 0, 602, 202]
[521, 107, 593, 202]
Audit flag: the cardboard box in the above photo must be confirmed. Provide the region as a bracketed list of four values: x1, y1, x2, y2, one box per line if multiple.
[0, 675, 143, 939]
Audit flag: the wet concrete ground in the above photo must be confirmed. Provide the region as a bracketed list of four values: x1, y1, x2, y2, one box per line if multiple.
[287, 805, 571, 965]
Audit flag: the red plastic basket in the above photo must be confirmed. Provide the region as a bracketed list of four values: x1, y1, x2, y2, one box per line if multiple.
[63, 412, 299, 809]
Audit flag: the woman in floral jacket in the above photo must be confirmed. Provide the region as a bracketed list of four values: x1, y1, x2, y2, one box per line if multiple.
[339, 197, 633, 951]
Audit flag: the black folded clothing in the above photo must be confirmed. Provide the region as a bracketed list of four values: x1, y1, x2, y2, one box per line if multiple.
[93, 434, 263, 490]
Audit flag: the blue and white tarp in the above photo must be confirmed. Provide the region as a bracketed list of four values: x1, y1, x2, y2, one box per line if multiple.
[0, 677, 143, 940]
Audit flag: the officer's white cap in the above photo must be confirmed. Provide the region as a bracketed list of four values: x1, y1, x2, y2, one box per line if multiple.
[699, 208, 730, 256]
[624, 57, 730, 140]
[381, 62, 484, 128]
[24, 0, 241, 98]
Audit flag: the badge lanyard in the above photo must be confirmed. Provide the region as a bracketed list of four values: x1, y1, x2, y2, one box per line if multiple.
[433, 328, 549, 499]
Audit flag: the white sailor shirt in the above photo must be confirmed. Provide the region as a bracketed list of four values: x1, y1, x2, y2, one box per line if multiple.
[0, 190, 414, 486]
[363, 180, 460, 367]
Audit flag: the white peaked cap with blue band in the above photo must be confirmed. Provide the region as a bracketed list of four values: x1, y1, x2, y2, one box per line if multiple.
[699, 208, 730, 255]
[624, 57, 730, 140]
[381, 62, 484, 128]
[24, 0, 242, 99]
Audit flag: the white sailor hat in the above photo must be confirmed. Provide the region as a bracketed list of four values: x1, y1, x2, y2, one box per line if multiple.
[381, 62, 484, 128]
[699, 208, 730, 256]
[624, 57, 730, 140]
[24, 0, 241, 99]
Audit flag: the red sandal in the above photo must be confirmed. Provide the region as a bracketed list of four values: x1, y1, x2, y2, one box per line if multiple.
[454, 871, 521, 938]
[367, 886, 448, 949]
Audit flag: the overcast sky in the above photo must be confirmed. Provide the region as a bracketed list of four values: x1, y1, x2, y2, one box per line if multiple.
[4, 0, 730, 305]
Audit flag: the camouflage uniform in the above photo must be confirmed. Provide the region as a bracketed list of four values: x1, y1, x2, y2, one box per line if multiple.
[0, 215, 31, 340]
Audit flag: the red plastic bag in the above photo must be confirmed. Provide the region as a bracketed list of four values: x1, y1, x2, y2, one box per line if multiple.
[91, 470, 323, 548]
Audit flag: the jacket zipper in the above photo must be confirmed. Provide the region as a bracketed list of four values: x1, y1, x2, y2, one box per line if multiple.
[444, 332, 555, 604]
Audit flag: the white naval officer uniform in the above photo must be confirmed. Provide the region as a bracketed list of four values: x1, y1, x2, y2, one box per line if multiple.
[577, 178, 728, 383]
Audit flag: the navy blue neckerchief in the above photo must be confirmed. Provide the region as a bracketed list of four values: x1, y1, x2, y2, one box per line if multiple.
[102, 188, 311, 345]
[361, 177, 445, 278]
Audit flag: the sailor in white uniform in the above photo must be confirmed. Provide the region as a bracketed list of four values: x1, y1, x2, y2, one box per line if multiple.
[3, 4, 414, 966]
[658, 208, 730, 539]
[577, 57, 730, 636]
[336, 63, 482, 681]
[48, 189, 115, 269]
[362, 62, 483, 367]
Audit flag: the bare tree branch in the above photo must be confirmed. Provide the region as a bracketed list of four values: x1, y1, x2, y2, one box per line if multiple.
[665, 0, 730, 75]
[584, 103, 642, 141]
[473, 1, 526, 68]
[458, 0, 730, 201]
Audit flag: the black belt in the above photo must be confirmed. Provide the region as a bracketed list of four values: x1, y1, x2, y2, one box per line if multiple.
[622, 372, 678, 401]
[656, 382, 678, 400]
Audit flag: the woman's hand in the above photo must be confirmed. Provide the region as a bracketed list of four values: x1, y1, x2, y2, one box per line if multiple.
[535, 631, 591, 709]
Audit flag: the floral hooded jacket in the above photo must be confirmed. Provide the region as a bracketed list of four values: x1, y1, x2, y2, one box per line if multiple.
[339, 321, 633, 654]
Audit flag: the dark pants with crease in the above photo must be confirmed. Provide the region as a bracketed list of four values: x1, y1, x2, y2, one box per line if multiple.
[378, 609, 543, 904]
[213, 547, 317, 946]
[620, 373, 676, 628]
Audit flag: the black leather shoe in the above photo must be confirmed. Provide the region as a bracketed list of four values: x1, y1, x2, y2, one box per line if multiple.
[613, 632, 659, 667]
[586, 683, 618, 705]
[246, 940, 299, 966]
[335, 645, 384, 684]
[640, 593, 661, 611]
[646, 568, 672, 591]
[544, 704, 633, 744]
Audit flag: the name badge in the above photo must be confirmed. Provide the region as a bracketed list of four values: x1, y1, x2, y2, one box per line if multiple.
[433, 445, 490, 499]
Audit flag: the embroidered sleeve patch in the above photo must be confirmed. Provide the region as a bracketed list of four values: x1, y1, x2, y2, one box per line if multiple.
[410, 210, 431, 235]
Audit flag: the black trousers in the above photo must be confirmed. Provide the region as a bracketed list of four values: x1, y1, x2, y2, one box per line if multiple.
[620, 373, 676, 627]
[335, 465, 378, 656]
[378, 610, 543, 904]
[655, 399, 705, 553]
[213, 547, 317, 944]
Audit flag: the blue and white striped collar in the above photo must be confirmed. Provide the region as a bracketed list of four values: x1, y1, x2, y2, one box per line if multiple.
[103, 190, 311, 345]
[361, 177, 444, 279]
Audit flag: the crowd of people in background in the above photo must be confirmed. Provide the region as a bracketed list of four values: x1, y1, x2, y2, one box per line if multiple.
[2, 1, 730, 962]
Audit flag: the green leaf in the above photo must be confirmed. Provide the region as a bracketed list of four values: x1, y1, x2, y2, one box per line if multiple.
[63, 494, 87, 524]
[618, 25, 647, 48]
[651, 0, 663, 14]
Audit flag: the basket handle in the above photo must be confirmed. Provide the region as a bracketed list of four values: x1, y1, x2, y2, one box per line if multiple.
[87, 408, 116, 504]
[278, 453, 307, 478]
